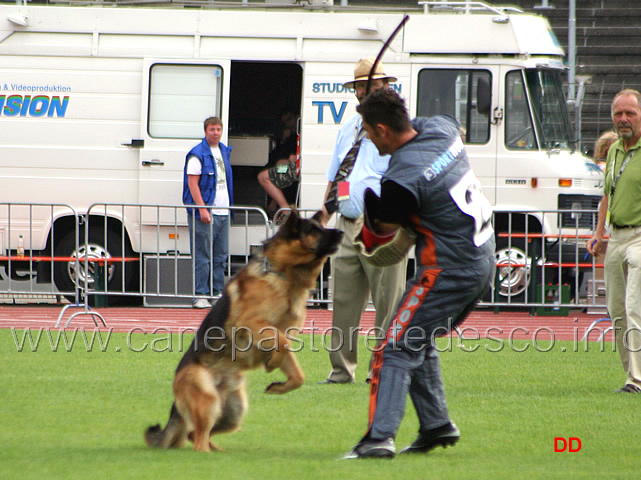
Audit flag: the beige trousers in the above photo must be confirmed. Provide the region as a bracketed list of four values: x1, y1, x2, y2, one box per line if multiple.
[604, 226, 641, 389]
[326, 215, 408, 383]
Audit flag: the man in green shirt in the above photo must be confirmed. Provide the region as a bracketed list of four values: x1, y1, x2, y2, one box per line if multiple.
[588, 89, 641, 394]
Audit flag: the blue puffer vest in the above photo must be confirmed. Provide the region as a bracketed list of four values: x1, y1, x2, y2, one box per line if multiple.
[182, 138, 234, 219]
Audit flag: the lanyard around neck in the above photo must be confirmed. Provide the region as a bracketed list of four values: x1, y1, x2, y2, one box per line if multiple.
[610, 150, 635, 198]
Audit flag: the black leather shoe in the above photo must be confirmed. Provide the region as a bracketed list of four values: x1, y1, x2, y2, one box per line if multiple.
[343, 438, 396, 459]
[400, 422, 460, 454]
[615, 384, 641, 393]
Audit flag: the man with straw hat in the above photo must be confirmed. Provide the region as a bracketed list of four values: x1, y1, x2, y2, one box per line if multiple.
[318, 58, 407, 385]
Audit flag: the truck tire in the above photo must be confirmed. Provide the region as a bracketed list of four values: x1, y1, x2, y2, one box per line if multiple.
[494, 236, 532, 303]
[53, 226, 139, 304]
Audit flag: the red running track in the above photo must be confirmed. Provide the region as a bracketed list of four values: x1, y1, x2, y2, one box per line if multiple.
[0, 305, 613, 343]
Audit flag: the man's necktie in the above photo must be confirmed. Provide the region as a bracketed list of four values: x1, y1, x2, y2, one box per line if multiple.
[324, 126, 367, 215]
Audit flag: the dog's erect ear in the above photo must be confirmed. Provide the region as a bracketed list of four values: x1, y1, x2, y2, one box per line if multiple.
[279, 208, 300, 236]
[311, 210, 323, 224]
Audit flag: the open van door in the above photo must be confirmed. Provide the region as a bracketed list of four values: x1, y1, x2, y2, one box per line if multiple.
[136, 59, 231, 253]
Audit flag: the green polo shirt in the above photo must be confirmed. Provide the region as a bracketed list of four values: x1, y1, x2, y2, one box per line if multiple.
[604, 137, 641, 227]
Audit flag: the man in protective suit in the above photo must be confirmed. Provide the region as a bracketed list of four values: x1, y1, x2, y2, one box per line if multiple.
[344, 88, 495, 459]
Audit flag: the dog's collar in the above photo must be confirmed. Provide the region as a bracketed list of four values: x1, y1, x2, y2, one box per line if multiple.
[260, 256, 288, 280]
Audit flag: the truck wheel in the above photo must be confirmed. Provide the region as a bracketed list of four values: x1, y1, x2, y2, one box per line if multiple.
[494, 237, 531, 301]
[53, 227, 139, 304]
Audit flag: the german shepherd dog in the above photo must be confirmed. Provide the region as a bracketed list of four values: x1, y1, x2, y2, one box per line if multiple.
[145, 210, 342, 452]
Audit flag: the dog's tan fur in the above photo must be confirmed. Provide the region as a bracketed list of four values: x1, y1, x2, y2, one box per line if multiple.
[145, 210, 342, 452]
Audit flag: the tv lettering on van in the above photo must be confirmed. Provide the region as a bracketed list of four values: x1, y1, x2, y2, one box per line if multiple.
[311, 82, 402, 124]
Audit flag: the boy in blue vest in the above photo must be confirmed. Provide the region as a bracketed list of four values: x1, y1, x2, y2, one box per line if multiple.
[182, 117, 234, 308]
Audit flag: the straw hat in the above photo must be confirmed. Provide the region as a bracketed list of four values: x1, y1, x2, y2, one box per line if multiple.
[343, 57, 397, 88]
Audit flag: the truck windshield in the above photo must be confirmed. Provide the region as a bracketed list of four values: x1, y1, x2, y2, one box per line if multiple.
[524, 68, 573, 150]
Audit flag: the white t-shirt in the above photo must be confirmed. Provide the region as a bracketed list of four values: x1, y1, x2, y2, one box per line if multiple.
[186, 144, 229, 216]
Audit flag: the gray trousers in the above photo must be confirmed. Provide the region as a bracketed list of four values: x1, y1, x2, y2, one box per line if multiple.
[327, 215, 407, 382]
[366, 257, 494, 440]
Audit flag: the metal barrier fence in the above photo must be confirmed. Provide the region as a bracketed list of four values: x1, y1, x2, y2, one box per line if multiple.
[82, 203, 269, 307]
[0, 202, 81, 304]
[0, 202, 332, 316]
[0, 202, 608, 317]
[0, 202, 107, 326]
[486, 208, 606, 315]
[81, 203, 332, 308]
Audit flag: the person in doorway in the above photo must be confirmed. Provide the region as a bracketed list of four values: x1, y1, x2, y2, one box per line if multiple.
[183, 116, 234, 309]
[257, 109, 299, 217]
[343, 88, 494, 458]
[318, 58, 407, 384]
[587, 89, 641, 394]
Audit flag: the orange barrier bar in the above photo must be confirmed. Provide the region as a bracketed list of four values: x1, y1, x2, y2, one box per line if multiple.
[0, 256, 139, 263]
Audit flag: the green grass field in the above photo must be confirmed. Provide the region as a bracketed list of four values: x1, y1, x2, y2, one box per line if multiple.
[1, 327, 639, 480]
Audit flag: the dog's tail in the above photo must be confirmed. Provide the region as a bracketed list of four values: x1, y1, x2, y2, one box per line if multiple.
[145, 403, 186, 449]
[144, 423, 164, 447]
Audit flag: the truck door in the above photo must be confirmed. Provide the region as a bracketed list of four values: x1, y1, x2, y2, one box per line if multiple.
[411, 65, 497, 204]
[134, 60, 231, 253]
[494, 67, 542, 209]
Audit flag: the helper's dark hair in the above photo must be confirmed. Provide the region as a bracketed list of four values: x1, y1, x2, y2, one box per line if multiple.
[356, 88, 411, 133]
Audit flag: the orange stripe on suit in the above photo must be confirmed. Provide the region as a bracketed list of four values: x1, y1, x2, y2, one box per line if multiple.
[367, 266, 441, 428]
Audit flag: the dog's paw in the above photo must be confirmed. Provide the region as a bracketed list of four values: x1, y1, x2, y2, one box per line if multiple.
[265, 382, 286, 394]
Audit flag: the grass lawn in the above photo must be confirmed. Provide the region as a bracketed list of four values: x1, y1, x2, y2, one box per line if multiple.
[1, 327, 638, 479]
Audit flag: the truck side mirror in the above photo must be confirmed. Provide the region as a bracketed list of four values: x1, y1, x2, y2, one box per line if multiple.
[477, 76, 491, 115]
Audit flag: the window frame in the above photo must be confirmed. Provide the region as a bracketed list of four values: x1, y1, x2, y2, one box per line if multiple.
[147, 63, 224, 139]
[416, 67, 492, 145]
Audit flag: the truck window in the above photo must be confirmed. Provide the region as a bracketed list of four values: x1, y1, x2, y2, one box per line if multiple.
[505, 70, 537, 150]
[148, 64, 223, 138]
[524, 69, 572, 150]
[416, 69, 491, 144]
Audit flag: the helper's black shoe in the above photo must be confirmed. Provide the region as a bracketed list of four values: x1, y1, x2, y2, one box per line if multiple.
[400, 422, 460, 454]
[343, 438, 396, 459]
[615, 384, 641, 393]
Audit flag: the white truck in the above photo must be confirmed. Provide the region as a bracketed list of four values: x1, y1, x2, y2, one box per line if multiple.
[0, 1, 603, 300]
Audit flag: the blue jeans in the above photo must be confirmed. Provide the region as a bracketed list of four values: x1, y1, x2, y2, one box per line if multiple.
[187, 213, 229, 297]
